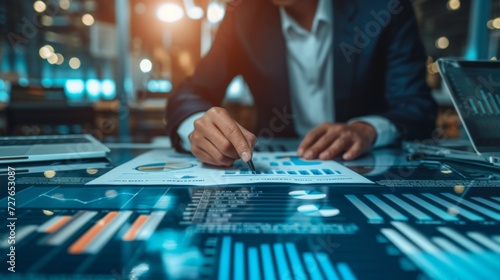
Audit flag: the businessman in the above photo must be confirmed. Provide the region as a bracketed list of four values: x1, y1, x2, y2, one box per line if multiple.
[166, 0, 437, 166]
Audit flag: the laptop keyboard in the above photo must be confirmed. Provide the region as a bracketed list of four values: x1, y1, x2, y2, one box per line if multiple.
[0, 137, 91, 146]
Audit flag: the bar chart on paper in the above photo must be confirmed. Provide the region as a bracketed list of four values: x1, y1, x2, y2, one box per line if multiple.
[88, 151, 373, 185]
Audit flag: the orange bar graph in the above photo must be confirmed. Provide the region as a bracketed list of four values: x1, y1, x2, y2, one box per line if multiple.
[68, 212, 118, 254]
[123, 215, 149, 241]
[45, 216, 72, 233]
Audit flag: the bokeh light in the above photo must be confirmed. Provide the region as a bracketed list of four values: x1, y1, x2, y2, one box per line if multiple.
[446, 0, 460, 10]
[207, 2, 225, 24]
[69, 57, 81, 69]
[156, 3, 184, 23]
[435, 36, 449, 49]
[140, 58, 153, 73]
[82, 14, 95, 26]
[34, 1, 47, 13]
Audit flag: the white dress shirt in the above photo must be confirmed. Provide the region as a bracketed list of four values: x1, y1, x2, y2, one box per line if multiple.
[177, 0, 398, 151]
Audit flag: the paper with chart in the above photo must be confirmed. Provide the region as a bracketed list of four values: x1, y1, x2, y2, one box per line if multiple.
[87, 150, 373, 185]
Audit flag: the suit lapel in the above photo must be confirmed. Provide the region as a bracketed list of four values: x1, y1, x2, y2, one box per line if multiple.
[333, 0, 358, 121]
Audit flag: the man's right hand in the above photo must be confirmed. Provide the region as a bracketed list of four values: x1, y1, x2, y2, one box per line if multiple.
[189, 107, 257, 166]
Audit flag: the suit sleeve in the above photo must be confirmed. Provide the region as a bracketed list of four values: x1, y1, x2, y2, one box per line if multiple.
[165, 11, 241, 150]
[378, 0, 437, 141]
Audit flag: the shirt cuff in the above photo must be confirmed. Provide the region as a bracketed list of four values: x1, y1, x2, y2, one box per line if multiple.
[348, 115, 399, 148]
[177, 112, 206, 152]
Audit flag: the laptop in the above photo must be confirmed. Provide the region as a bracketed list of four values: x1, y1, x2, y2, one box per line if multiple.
[0, 134, 110, 164]
[405, 58, 500, 167]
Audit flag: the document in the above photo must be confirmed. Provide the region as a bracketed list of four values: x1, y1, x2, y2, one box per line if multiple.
[87, 150, 373, 185]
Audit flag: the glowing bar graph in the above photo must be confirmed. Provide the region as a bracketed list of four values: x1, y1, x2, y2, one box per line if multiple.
[273, 243, 291, 280]
[218, 236, 231, 280]
[315, 252, 340, 280]
[43, 211, 98, 246]
[481, 90, 494, 114]
[422, 194, 483, 221]
[471, 197, 500, 211]
[135, 211, 166, 240]
[467, 232, 500, 252]
[248, 247, 261, 280]
[285, 243, 307, 280]
[303, 252, 324, 280]
[234, 243, 245, 280]
[85, 211, 132, 254]
[432, 237, 496, 279]
[345, 195, 384, 223]
[69, 212, 119, 254]
[261, 244, 276, 280]
[383, 194, 433, 221]
[123, 215, 149, 241]
[403, 194, 459, 221]
[391, 222, 476, 279]
[381, 228, 448, 279]
[486, 91, 500, 114]
[365, 195, 408, 221]
[337, 263, 357, 280]
[38, 215, 72, 233]
[468, 98, 479, 115]
[478, 100, 486, 114]
[441, 193, 500, 220]
[437, 227, 500, 270]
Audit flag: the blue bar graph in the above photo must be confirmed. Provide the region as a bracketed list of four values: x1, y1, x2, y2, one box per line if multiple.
[218, 236, 232, 280]
[260, 244, 276, 280]
[486, 91, 500, 114]
[235, 242, 245, 280]
[403, 194, 459, 221]
[478, 100, 486, 114]
[441, 193, 500, 220]
[248, 247, 261, 280]
[322, 169, 334, 174]
[383, 194, 433, 221]
[422, 194, 483, 221]
[303, 253, 324, 280]
[471, 197, 500, 211]
[310, 169, 322, 175]
[285, 243, 307, 280]
[469, 98, 479, 114]
[315, 252, 340, 280]
[365, 195, 408, 221]
[273, 243, 291, 280]
[337, 263, 357, 280]
[345, 195, 384, 223]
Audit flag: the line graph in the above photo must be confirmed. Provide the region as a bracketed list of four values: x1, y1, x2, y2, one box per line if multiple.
[12, 186, 173, 210]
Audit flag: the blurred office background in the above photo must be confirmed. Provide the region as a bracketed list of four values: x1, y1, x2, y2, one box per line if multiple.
[0, 0, 499, 141]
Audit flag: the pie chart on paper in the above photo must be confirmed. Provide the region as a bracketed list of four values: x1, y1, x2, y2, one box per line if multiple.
[297, 204, 340, 217]
[288, 190, 327, 200]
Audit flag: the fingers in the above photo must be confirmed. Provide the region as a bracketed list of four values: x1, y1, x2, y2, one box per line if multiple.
[192, 143, 234, 167]
[208, 107, 253, 162]
[344, 141, 364, 160]
[319, 136, 352, 160]
[238, 124, 257, 148]
[297, 123, 329, 157]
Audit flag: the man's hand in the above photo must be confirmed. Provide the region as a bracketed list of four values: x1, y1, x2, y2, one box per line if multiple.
[189, 107, 257, 166]
[297, 122, 376, 160]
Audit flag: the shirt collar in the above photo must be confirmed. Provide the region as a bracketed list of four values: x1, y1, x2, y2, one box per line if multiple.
[279, 0, 332, 35]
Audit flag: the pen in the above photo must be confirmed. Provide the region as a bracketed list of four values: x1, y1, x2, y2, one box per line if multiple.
[247, 159, 257, 174]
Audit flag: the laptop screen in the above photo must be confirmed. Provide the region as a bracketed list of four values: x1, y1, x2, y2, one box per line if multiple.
[438, 59, 500, 152]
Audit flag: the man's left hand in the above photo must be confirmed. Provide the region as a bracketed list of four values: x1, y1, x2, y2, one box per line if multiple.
[297, 122, 377, 160]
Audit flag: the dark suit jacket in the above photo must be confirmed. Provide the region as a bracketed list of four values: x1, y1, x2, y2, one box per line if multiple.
[166, 0, 437, 150]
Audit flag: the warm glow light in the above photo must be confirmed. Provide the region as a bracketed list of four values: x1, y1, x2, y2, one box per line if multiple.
[135, 2, 146, 14]
[435, 36, 449, 49]
[43, 210, 54, 216]
[207, 2, 225, 24]
[34, 1, 47, 13]
[55, 53, 64, 65]
[493, 18, 500, 29]
[140, 58, 153, 73]
[446, 0, 460, 10]
[59, 0, 70, 10]
[69, 57, 81, 69]
[82, 14, 95, 26]
[39, 46, 53, 59]
[86, 168, 98, 175]
[44, 170, 56, 178]
[47, 53, 58, 64]
[156, 3, 184, 23]
[187, 6, 204, 20]
[41, 16, 53, 26]
[487, 20, 494, 30]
